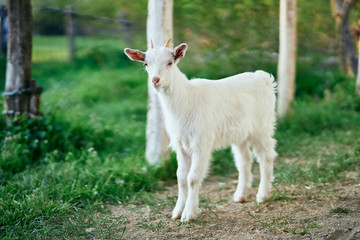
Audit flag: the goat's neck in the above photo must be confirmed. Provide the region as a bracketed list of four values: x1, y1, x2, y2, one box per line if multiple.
[163, 66, 190, 96]
[158, 66, 192, 114]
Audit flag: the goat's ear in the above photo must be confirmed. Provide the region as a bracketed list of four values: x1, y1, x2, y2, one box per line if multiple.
[173, 43, 188, 63]
[124, 48, 146, 62]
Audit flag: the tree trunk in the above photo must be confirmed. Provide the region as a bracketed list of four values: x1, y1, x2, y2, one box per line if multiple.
[145, 0, 173, 164]
[3, 0, 38, 125]
[330, 0, 358, 76]
[356, 20, 360, 95]
[277, 0, 297, 118]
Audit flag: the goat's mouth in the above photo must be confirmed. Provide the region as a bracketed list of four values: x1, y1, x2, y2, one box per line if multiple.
[153, 82, 162, 88]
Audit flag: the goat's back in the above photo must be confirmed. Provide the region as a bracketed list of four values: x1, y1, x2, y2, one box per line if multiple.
[187, 70, 276, 149]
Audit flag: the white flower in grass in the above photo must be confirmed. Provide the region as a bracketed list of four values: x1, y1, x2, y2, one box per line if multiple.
[86, 228, 96, 233]
[115, 178, 125, 185]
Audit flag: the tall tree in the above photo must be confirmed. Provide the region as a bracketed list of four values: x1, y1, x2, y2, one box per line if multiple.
[4, 0, 42, 126]
[330, 0, 358, 76]
[277, 0, 297, 118]
[145, 0, 173, 164]
[356, 19, 360, 95]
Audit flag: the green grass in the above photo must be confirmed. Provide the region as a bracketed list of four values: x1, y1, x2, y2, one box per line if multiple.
[244, 210, 319, 235]
[329, 207, 351, 214]
[32, 36, 126, 63]
[1, 36, 360, 238]
[1, 36, 158, 238]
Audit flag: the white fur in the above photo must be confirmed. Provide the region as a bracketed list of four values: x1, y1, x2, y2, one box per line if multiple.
[124, 43, 277, 222]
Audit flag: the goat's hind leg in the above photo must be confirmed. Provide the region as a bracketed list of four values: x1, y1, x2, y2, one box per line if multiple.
[254, 137, 277, 203]
[172, 148, 191, 219]
[232, 143, 253, 203]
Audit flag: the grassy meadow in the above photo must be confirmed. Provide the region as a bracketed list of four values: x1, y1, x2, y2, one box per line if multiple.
[0, 36, 360, 238]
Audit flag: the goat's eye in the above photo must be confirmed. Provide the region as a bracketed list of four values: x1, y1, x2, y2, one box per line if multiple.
[144, 63, 148, 67]
[167, 62, 173, 67]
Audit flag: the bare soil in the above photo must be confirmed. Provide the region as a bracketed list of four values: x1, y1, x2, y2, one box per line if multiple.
[110, 176, 360, 239]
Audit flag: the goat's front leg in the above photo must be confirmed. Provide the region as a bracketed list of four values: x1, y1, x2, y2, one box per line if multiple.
[172, 149, 191, 220]
[181, 149, 211, 222]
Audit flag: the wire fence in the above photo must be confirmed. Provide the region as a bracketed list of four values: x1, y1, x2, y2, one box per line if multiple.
[1, 4, 144, 63]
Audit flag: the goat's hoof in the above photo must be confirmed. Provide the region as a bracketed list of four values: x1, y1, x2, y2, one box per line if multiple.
[171, 211, 182, 220]
[234, 188, 251, 203]
[172, 205, 185, 220]
[256, 193, 271, 203]
[234, 197, 247, 203]
[180, 215, 194, 222]
[234, 192, 248, 203]
[172, 214, 181, 220]
[180, 208, 198, 222]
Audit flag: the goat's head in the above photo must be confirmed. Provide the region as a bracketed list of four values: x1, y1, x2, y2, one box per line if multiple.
[124, 39, 187, 90]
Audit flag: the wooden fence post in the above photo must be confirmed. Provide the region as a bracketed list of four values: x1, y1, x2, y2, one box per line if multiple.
[66, 5, 75, 62]
[3, 0, 42, 125]
[0, 5, 6, 55]
[118, 11, 132, 45]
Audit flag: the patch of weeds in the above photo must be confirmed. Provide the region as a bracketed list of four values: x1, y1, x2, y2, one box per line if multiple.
[270, 188, 298, 202]
[105, 215, 128, 239]
[216, 199, 228, 204]
[292, 220, 319, 236]
[137, 220, 165, 231]
[181, 216, 209, 229]
[244, 210, 318, 235]
[0, 115, 66, 181]
[244, 210, 278, 232]
[140, 194, 171, 218]
[329, 207, 351, 214]
[63, 208, 128, 239]
[199, 196, 218, 219]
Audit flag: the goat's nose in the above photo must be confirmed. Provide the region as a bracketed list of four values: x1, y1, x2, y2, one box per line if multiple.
[152, 77, 160, 84]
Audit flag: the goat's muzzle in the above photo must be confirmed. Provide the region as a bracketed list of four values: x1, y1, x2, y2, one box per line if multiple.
[152, 77, 160, 87]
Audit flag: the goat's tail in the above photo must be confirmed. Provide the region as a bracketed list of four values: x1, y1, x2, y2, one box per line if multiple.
[255, 70, 277, 93]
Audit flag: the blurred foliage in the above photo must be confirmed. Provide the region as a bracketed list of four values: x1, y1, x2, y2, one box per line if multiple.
[0, 116, 65, 182]
[30, 0, 340, 54]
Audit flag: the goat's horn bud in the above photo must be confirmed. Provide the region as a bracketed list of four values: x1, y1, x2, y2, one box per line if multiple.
[150, 39, 154, 49]
[165, 38, 171, 48]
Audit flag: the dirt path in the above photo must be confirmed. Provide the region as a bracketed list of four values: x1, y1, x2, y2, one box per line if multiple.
[110, 176, 360, 239]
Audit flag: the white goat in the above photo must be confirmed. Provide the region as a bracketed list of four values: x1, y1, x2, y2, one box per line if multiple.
[124, 40, 277, 222]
